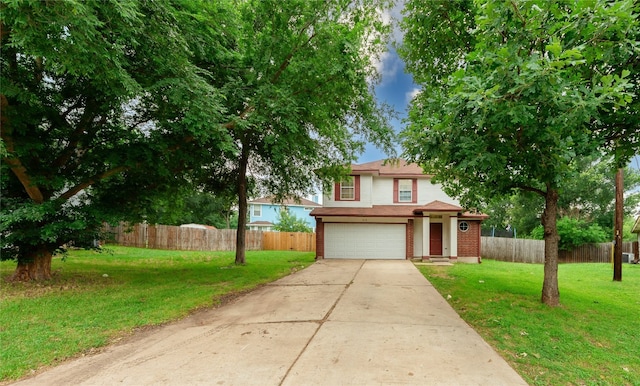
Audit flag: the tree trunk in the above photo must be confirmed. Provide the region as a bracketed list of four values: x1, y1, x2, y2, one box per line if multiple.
[541, 188, 560, 306]
[235, 145, 249, 265]
[10, 245, 53, 282]
[613, 167, 623, 281]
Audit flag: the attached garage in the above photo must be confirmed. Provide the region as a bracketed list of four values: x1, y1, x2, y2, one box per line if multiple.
[323, 223, 406, 260]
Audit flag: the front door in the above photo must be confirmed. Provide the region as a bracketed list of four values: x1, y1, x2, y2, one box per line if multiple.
[430, 223, 443, 256]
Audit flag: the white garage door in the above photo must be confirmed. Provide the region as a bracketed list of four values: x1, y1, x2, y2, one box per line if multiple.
[324, 223, 406, 260]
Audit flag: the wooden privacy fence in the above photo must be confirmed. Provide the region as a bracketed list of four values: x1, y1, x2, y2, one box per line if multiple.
[481, 237, 636, 264]
[104, 223, 315, 252]
[263, 231, 316, 252]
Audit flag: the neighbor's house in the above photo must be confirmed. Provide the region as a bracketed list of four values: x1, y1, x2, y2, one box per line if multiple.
[310, 160, 487, 263]
[248, 197, 321, 231]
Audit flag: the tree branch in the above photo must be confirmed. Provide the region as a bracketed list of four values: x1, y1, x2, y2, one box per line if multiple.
[271, 17, 318, 84]
[58, 165, 129, 201]
[1, 95, 46, 204]
[510, 0, 526, 28]
[515, 183, 546, 197]
[222, 106, 255, 129]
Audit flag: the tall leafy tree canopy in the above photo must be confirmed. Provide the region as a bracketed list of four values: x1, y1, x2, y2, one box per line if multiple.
[400, 0, 639, 305]
[220, 0, 396, 263]
[1, 0, 236, 280]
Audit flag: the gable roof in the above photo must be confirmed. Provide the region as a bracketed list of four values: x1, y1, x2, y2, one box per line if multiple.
[248, 196, 321, 207]
[247, 221, 274, 226]
[414, 200, 463, 212]
[351, 159, 429, 177]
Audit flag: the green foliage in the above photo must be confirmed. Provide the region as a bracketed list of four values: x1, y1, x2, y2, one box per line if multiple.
[401, 0, 637, 209]
[146, 192, 238, 229]
[417, 261, 640, 385]
[530, 217, 609, 250]
[230, 0, 396, 190]
[482, 157, 640, 236]
[1, 1, 236, 265]
[0, 246, 315, 381]
[623, 216, 638, 242]
[273, 210, 313, 233]
[482, 192, 544, 236]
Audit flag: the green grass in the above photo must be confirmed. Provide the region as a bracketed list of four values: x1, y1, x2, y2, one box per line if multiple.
[417, 260, 640, 386]
[0, 246, 315, 382]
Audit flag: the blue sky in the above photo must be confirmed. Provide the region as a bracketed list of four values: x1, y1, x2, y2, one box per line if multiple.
[357, 46, 416, 164]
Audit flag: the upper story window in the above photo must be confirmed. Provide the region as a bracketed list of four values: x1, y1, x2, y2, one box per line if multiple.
[334, 175, 360, 201]
[398, 179, 413, 202]
[340, 177, 355, 200]
[394, 178, 417, 203]
[252, 205, 262, 217]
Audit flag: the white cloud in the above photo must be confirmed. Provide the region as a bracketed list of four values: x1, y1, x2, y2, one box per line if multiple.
[406, 87, 421, 103]
[379, 0, 406, 44]
[371, 1, 406, 83]
[374, 50, 402, 82]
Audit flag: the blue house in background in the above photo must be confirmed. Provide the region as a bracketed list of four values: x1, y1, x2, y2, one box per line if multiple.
[248, 197, 321, 231]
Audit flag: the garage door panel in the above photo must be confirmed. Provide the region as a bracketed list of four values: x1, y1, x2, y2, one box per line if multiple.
[324, 223, 405, 260]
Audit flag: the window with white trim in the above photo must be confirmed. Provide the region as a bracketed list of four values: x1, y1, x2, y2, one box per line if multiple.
[252, 205, 262, 217]
[340, 177, 355, 200]
[398, 179, 413, 202]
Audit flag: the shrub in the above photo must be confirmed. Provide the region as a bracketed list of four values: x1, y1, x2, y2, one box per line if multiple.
[530, 216, 609, 250]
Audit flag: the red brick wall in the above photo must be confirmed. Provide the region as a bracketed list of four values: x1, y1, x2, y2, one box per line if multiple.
[406, 219, 414, 259]
[458, 220, 481, 257]
[315, 218, 324, 259]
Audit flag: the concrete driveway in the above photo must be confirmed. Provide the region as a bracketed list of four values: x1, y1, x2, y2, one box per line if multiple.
[13, 260, 528, 386]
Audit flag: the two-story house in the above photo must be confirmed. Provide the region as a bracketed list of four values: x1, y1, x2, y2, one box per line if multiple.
[310, 159, 487, 262]
[248, 197, 321, 231]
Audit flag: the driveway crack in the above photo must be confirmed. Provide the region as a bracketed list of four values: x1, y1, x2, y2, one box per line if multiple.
[278, 260, 364, 385]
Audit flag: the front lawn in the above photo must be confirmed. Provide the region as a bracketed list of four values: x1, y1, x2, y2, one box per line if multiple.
[0, 246, 315, 382]
[417, 260, 640, 386]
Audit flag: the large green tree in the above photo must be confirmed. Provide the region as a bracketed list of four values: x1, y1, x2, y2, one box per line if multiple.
[220, 0, 396, 264]
[400, 0, 638, 305]
[1, 1, 235, 281]
[273, 210, 313, 233]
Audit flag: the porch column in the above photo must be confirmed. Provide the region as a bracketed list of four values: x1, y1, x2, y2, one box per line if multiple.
[449, 215, 458, 260]
[422, 215, 430, 259]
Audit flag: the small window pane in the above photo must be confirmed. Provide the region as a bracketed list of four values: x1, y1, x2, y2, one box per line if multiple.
[398, 179, 412, 202]
[340, 178, 355, 200]
[253, 205, 261, 217]
[459, 221, 469, 232]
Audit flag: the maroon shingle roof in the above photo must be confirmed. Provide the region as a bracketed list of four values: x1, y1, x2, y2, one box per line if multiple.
[414, 200, 463, 212]
[310, 200, 488, 220]
[310, 205, 420, 217]
[351, 159, 429, 177]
